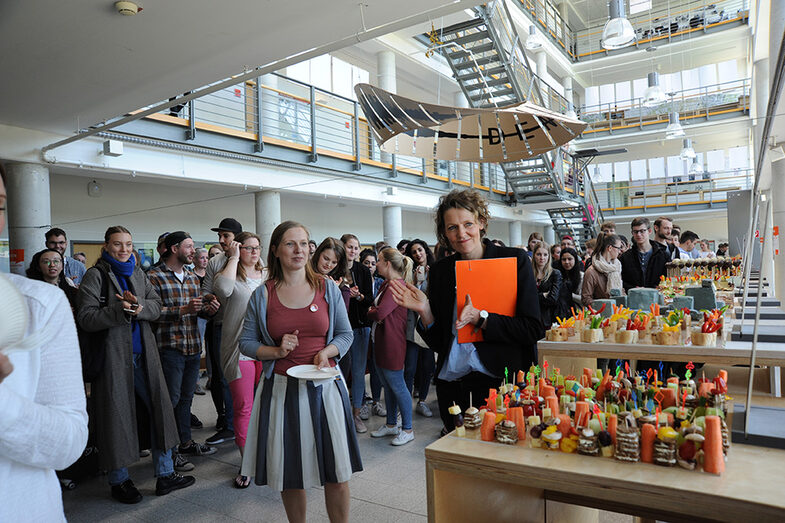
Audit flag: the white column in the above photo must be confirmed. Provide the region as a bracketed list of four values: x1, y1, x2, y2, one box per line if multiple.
[254, 190, 281, 261]
[508, 221, 523, 248]
[260, 73, 279, 133]
[382, 205, 402, 248]
[543, 226, 556, 246]
[771, 161, 785, 301]
[454, 91, 472, 184]
[377, 51, 397, 164]
[535, 51, 547, 78]
[4, 162, 51, 275]
[562, 76, 574, 111]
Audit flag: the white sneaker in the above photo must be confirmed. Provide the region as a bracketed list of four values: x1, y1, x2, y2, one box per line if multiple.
[370, 424, 400, 438]
[371, 402, 387, 417]
[415, 402, 433, 417]
[391, 430, 415, 446]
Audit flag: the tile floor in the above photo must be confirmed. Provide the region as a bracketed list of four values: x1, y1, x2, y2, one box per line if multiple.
[63, 377, 633, 522]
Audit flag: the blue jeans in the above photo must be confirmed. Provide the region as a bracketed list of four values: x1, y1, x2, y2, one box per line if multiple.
[349, 327, 370, 409]
[109, 354, 174, 485]
[375, 362, 412, 431]
[404, 341, 434, 402]
[159, 350, 201, 445]
[206, 323, 233, 430]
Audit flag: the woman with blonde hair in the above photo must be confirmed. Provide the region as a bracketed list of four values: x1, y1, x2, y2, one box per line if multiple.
[532, 242, 562, 328]
[368, 248, 415, 446]
[213, 231, 266, 488]
[239, 221, 359, 522]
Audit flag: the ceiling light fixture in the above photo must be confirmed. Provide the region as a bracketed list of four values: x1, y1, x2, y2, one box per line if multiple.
[680, 138, 696, 159]
[688, 157, 704, 175]
[642, 72, 667, 107]
[602, 0, 636, 50]
[525, 25, 544, 51]
[87, 180, 103, 198]
[115, 1, 142, 15]
[665, 112, 684, 139]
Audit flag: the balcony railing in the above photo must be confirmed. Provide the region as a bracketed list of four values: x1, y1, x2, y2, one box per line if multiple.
[594, 169, 752, 213]
[573, 0, 749, 60]
[141, 73, 510, 194]
[579, 78, 749, 136]
[516, 0, 577, 60]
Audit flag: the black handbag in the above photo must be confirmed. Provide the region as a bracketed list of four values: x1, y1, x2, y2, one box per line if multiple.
[78, 267, 110, 383]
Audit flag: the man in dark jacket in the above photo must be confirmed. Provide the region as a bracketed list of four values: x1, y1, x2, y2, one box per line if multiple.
[620, 217, 669, 290]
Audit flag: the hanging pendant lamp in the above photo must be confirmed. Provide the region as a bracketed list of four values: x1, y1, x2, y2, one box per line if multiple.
[602, 0, 636, 50]
[526, 25, 544, 50]
[688, 157, 704, 175]
[680, 138, 696, 159]
[642, 72, 667, 107]
[665, 112, 684, 139]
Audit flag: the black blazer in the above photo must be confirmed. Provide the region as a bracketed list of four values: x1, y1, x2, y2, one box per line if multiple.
[347, 261, 374, 328]
[620, 241, 669, 291]
[418, 240, 544, 379]
[537, 269, 562, 329]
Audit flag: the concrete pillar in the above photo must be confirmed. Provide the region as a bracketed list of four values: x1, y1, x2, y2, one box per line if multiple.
[771, 161, 785, 300]
[543, 226, 556, 247]
[4, 162, 51, 275]
[454, 91, 472, 184]
[377, 51, 397, 163]
[260, 73, 278, 131]
[562, 76, 574, 109]
[509, 221, 523, 248]
[254, 190, 281, 261]
[535, 50, 547, 79]
[382, 205, 402, 248]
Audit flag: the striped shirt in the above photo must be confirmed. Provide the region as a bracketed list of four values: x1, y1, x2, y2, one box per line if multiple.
[148, 264, 202, 355]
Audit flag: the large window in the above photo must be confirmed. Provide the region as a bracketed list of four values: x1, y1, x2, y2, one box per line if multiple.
[614, 161, 630, 182]
[728, 146, 749, 170]
[287, 55, 369, 100]
[630, 159, 647, 180]
[649, 157, 665, 178]
[706, 150, 725, 172]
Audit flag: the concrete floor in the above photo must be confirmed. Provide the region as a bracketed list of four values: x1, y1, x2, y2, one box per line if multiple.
[63, 376, 634, 522]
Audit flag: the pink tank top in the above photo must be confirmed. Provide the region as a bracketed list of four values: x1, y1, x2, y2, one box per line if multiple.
[265, 280, 332, 375]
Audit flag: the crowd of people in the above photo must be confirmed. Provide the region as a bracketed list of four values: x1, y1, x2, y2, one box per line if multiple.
[0, 163, 728, 522]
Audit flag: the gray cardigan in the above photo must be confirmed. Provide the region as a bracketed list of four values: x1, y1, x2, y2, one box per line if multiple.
[238, 278, 353, 379]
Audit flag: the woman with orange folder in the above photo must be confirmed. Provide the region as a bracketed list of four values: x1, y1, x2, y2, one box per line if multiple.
[390, 190, 544, 435]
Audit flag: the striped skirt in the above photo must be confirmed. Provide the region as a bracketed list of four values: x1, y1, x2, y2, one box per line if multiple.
[240, 372, 363, 491]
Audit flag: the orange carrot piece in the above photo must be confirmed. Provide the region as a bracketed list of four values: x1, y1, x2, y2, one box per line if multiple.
[703, 416, 725, 474]
[641, 424, 656, 463]
[480, 411, 496, 441]
[507, 406, 526, 441]
[608, 414, 618, 444]
[556, 413, 572, 437]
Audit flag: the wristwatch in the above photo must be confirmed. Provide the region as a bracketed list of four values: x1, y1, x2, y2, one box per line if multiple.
[477, 309, 489, 329]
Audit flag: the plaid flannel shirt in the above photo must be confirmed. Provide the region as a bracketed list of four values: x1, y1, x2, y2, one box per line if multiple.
[148, 265, 203, 356]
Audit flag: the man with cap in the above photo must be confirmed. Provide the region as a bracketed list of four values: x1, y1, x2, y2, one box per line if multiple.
[148, 231, 221, 472]
[200, 218, 242, 446]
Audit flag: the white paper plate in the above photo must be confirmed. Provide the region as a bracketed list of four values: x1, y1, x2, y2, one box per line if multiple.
[286, 364, 339, 381]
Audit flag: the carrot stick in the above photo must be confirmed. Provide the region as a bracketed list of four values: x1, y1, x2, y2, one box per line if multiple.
[641, 423, 656, 463]
[507, 406, 526, 440]
[703, 416, 725, 474]
[608, 414, 618, 444]
[556, 413, 572, 437]
[480, 411, 496, 442]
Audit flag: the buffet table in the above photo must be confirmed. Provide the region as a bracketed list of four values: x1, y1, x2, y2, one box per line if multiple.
[425, 430, 785, 523]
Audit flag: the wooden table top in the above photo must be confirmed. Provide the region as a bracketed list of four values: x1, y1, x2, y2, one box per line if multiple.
[426, 430, 785, 522]
[538, 339, 785, 367]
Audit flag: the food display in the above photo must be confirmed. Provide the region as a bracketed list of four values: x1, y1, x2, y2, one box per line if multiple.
[548, 305, 729, 348]
[456, 363, 730, 475]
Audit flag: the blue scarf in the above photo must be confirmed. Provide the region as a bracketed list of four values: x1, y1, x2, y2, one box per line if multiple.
[102, 252, 143, 354]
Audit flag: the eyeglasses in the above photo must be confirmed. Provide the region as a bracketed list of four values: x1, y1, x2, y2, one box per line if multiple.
[610, 244, 623, 251]
[240, 246, 261, 253]
[42, 259, 62, 266]
[631, 228, 649, 235]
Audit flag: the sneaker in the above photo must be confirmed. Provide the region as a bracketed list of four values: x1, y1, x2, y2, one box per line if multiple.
[139, 449, 151, 458]
[353, 414, 367, 434]
[190, 413, 203, 429]
[155, 472, 196, 496]
[194, 383, 206, 396]
[111, 479, 142, 504]
[358, 404, 370, 420]
[178, 440, 217, 456]
[371, 402, 387, 417]
[205, 428, 235, 445]
[391, 430, 415, 446]
[174, 453, 194, 472]
[416, 401, 433, 417]
[370, 424, 400, 438]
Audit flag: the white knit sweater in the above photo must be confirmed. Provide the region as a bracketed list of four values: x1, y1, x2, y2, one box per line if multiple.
[0, 274, 88, 522]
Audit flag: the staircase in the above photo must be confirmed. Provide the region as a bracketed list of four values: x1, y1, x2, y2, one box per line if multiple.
[422, 1, 601, 246]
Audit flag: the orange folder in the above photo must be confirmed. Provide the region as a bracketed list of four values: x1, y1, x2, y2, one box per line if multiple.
[455, 257, 518, 343]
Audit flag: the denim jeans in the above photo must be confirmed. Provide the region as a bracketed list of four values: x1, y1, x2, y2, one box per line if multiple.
[206, 322, 233, 430]
[404, 341, 434, 402]
[108, 353, 174, 485]
[348, 327, 370, 409]
[375, 361, 412, 431]
[159, 350, 201, 445]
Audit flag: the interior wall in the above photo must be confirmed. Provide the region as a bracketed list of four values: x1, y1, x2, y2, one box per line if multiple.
[609, 213, 729, 245]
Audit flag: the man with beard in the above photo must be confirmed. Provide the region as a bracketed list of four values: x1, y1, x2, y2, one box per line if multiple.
[653, 216, 678, 260]
[45, 227, 86, 285]
[149, 231, 220, 472]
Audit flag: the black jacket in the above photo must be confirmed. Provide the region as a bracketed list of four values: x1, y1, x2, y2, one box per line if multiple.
[537, 270, 562, 329]
[418, 240, 544, 379]
[347, 261, 374, 328]
[620, 241, 669, 291]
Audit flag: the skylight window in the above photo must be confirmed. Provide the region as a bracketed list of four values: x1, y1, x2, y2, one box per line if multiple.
[629, 0, 651, 15]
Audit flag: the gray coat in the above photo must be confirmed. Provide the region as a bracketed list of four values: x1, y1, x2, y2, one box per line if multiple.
[76, 260, 180, 470]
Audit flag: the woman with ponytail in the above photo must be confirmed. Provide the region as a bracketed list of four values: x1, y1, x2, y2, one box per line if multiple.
[367, 248, 416, 446]
[581, 233, 624, 307]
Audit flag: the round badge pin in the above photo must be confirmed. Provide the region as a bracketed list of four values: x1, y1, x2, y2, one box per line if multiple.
[309, 304, 319, 312]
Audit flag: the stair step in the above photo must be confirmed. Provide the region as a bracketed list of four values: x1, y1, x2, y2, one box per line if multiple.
[456, 66, 507, 82]
[446, 31, 491, 46]
[447, 42, 496, 58]
[452, 55, 502, 70]
[469, 87, 515, 101]
[435, 17, 487, 36]
[463, 77, 512, 90]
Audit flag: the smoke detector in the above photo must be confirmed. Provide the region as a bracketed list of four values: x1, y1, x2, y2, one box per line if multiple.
[115, 2, 142, 15]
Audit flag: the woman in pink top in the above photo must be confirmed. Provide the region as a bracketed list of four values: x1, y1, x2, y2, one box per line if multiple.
[367, 248, 415, 446]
